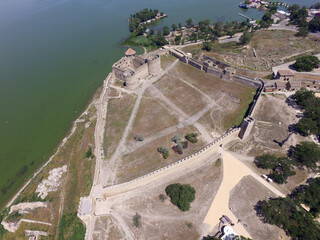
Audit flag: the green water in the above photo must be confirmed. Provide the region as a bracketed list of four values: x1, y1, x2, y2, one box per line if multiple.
[0, 0, 317, 208]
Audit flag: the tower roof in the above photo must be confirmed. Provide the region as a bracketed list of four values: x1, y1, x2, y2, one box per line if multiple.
[125, 48, 136, 56]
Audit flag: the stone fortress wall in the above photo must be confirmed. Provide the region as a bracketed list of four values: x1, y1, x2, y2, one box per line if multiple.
[168, 47, 264, 139]
[112, 50, 161, 89]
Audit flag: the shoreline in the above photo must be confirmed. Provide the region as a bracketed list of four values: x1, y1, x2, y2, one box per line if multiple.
[4, 87, 101, 210]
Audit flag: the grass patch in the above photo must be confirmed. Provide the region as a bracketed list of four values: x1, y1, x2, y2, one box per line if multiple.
[58, 212, 86, 240]
[215, 158, 222, 167]
[6, 211, 22, 222]
[121, 34, 152, 46]
[0, 208, 9, 238]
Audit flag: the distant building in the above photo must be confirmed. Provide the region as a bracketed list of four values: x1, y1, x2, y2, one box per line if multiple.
[276, 70, 295, 81]
[275, 81, 288, 91]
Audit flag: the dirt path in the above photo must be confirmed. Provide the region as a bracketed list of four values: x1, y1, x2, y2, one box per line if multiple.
[148, 85, 213, 143]
[202, 151, 252, 238]
[100, 60, 179, 187]
[202, 151, 285, 238]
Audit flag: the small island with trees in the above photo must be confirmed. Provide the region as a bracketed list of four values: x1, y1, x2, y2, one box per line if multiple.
[122, 9, 168, 50]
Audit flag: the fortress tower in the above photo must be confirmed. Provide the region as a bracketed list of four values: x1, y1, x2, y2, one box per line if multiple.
[147, 54, 161, 75]
[112, 49, 161, 90]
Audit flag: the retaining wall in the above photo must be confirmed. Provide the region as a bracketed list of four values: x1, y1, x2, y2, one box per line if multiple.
[101, 128, 240, 196]
[188, 58, 203, 70]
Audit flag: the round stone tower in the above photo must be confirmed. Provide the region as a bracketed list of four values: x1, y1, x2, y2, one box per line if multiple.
[147, 54, 161, 75]
[123, 70, 139, 90]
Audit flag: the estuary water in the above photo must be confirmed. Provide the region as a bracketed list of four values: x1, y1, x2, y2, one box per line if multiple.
[0, 0, 317, 207]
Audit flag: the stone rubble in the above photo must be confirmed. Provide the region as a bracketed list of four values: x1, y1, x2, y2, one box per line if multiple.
[36, 165, 67, 199]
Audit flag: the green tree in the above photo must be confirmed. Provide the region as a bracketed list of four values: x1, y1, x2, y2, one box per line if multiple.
[85, 148, 93, 158]
[296, 26, 309, 37]
[291, 177, 320, 216]
[175, 35, 181, 44]
[186, 18, 194, 28]
[256, 197, 320, 239]
[136, 26, 145, 36]
[154, 31, 168, 46]
[202, 41, 212, 51]
[163, 26, 170, 36]
[165, 183, 196, 211]
[296, 117, 318, 136]
[172, 134, 181, 143]
[185, 133, 199, 143]
[292, 142, 320, 170]
[133, 213, 141, 227]
[227, 30, 235, 38]
[171, 24, 177, 31]
[293, 55, 320, 72]
[255, 154, 278, 169]
[309, 16, 320, 32]
[157, 146, 169, 159]
[239, 31, 253, 45]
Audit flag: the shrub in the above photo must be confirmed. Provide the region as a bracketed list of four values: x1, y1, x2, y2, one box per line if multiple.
[159, 193, 167, 202]
[185, 133, 198, 143]
[134, 134, 144, 142]
[85, 148, 93, 158]
[165, 183, 196, 211]
[133, 212, 141, 227]
[172, 134, 181, 143]
[157, 146, 169, 159]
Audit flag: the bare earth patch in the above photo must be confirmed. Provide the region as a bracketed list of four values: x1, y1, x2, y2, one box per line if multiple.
[106, 157, 222, 240]
[154, 74, 207, 116]
[93, 216, 126, 240]
[104, 93, 137, 159]
[160, 54, 177, 70]
[229, 176, 289, 240]
[116, 126, 205, 184]
[129, 95, 179, 139]
[169, 62, 256, 130]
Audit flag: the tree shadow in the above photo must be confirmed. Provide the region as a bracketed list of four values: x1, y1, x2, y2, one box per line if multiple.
[285, 97, 300, 110]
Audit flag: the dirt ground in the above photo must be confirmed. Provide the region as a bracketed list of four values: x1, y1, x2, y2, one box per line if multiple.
[160, 55, 177, 70]
[116, 125, 205, 184]
[229, 176, 289, 240]
[100, 156, 222, 240]
[154, 74, 208, 116]
[168, 62, 256, 131]
[93, 216, 126, 240]
[226, 93, 313, 194]
[182, 30, 320, 72]
[227, 94, 309, 156]
[103, 93, 137, 159]
[128, 94, 179, 139]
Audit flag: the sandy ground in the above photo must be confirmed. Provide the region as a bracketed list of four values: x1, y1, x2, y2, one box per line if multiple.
[202, 151, 252, 238]
[229, 176, 289, 240]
